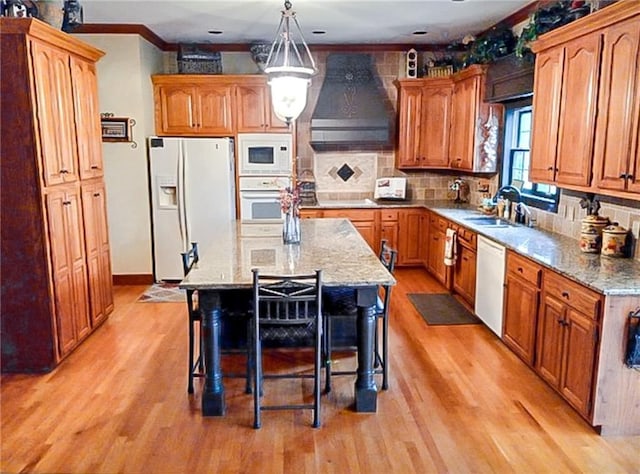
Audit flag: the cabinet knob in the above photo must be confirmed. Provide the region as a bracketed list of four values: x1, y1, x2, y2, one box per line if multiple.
[91, 165, 99, 170]
[517, 267, 523, 273]
[63, 200, 71, 206]
[628, 174, 634, 180]
[60, 169, 68, 174]
[547, 166, 554, 171]
[561, 291, 570, 299]
[93, 192, 100, 197]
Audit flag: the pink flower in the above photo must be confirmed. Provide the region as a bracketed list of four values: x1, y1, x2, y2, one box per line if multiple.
[279, 185, 300, 216]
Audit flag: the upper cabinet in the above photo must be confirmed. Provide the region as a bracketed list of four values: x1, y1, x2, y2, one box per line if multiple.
[530, 1, 640, 199]
[396, 65, 502, 173]
[152, 75, 234, 136]
[152, 75, 291, 136]
[396, 78, 451, 168]
[235, 77, 290, 132]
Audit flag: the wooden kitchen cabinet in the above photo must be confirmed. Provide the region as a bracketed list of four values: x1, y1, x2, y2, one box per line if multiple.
[1, 19, 113, 372]
[152, 75, 234, 136]
[235, 77, 290, 132]
[593, 16, 640, 194]
[530, 1, 640, 198]
[396, 79, 451, 169]
[397, 208, 424, 265]
[81, 181, 114, 326]
[30, 38, 79, 186]
[449, 67, 484, 171]
[535, 269, 602, 419]
[380, 209, 399, 256]
[71, 56, 104, 180]
[427, 214, 450, 288]
[452, 226, 476, 307]
[502, 251, 542, 366]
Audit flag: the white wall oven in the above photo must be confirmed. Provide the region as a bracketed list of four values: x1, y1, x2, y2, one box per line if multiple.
[239, 176, 291, 223]
[237, 133, 293, 176]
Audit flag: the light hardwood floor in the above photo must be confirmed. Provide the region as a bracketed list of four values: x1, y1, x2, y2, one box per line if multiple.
[2, 268, 639, 473]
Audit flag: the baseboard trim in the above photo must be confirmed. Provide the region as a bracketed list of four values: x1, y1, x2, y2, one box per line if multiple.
[112, 274, 154, 285]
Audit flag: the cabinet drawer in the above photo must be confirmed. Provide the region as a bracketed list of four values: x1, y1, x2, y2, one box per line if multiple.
[430, 215, 448, 232]
[300, 209, 323, 219]
[458, 227, 476, 249]
[543, 270, 602, 318]
[322, 209, 376, 222]
[380, 209, 399, 221]
[507, 252, 542, 286]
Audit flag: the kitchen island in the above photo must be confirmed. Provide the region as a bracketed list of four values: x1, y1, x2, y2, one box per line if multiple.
[179, 218, 396, 416]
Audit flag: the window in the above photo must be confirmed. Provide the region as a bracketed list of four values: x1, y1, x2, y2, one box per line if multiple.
[501, 99, 559, 212]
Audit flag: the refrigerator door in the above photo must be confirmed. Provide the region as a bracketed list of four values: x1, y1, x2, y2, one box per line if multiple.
[150, 137, 236, 281]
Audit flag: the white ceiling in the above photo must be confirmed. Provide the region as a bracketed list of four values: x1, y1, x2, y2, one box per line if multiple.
[80, 0, 533, 45]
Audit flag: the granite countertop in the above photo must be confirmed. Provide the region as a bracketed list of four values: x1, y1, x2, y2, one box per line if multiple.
[307, 198, 640, 296]
[179, 219, 395, 290]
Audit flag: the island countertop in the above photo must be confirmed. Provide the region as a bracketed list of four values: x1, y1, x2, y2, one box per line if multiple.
[179, 218, 396, 290]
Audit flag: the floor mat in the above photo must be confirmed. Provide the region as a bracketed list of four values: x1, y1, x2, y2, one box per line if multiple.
[137, 282, 186, 302]
[408, 293, 480, 326]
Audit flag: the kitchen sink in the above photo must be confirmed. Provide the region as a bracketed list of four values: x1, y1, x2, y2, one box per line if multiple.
[463, 216, 518, 228]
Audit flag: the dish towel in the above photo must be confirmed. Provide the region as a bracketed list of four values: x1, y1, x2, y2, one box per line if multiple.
[444, 228, 457, 266]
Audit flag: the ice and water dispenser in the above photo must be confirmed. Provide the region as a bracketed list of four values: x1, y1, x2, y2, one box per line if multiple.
[156, 176, 178, 209]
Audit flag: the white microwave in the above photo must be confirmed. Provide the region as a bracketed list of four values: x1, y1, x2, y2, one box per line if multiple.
[237, 133, 293, 176]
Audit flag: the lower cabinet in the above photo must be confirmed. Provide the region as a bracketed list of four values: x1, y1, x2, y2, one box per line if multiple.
[380, 209, 399, 253]
[502, 251, 542, 366]
[535, 270, 602, 419]
[397, 208, 424, 265]
[452, 228, 477, 307]
[427, 214, 449, 287]
[321, 209, 379, 250]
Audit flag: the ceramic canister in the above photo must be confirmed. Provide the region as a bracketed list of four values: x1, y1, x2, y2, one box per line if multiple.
[580, 215, 609, 253]
[601, 223, 627, 258]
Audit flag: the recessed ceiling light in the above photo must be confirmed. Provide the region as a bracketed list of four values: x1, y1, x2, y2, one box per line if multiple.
[312, 30, 326, 35]
[208, 30, 223, 35]
[412, 30, 428, 36]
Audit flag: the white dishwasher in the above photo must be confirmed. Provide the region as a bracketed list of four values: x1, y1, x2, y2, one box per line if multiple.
[475, 236, 506, 337]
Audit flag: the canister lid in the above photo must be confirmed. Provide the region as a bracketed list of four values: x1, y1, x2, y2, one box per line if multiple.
[582, 214, 609, 225]
[603, 222, 627, 235]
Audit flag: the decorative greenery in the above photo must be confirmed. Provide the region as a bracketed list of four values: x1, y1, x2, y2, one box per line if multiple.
[515, 0, 591, 58]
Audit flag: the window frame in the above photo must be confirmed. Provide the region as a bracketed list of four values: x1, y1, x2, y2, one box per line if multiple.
[500, 98, 559, 213]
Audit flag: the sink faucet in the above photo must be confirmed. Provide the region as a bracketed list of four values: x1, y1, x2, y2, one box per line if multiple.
[493, 185, 522, 204]
[515, 202, 536, 227]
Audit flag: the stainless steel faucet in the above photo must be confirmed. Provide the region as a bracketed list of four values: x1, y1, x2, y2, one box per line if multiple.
[515, 202, 536, 227]
[493, 185, 522, 204]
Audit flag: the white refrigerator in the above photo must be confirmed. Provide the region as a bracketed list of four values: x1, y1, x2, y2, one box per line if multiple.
[149, 137, 236, 281]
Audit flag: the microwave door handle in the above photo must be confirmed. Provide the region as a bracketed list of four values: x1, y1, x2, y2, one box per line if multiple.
[177, 142, 187, 251]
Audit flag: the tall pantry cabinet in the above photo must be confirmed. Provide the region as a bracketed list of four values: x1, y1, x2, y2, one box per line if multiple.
[0, 18, 113, 372]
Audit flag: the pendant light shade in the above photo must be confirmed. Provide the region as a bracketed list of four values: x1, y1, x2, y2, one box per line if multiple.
[264, 1, 317, 124]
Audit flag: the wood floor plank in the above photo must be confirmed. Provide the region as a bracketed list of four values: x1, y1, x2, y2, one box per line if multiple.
[1, 269, 639, 473]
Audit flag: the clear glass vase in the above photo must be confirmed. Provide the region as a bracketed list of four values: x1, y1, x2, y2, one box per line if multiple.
[282, 211, 301, 244]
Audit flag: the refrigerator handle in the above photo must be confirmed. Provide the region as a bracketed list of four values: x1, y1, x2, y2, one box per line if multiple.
[183, 145, 192, 246]
[177, 142, 187, 251]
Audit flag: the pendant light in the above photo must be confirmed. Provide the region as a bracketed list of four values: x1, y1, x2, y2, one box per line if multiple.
[264, 0, 317, 124]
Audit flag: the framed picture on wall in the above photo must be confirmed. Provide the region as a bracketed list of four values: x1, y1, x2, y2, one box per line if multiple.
[101, 117, 132, 142]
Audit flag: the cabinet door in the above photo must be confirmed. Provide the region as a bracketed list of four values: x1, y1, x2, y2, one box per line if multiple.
[70, 57, 104, 180]
[380, 221, 399, 256]
[449, 75, 479, 170]
[427, 229, 448, 287]
[421, 85, 452, 168]
[560, 309, 598, 417]
[236, 82, 269, 131]
[453, 244, 476, 307]
[156, 84, 198, 134]
[530, 48, 564, 184]
[31, 40, 79, 186]
[352, 221, 378, 251]
[535, 294, 565, 388]
[46, 188, 90, 358]
[397, 85, 423, 168]
[555, 35, 601, 187]
[398, 209, 423, 265]
[594, 18, 640, 192]
[197, 85, 234, 135]
[503, 274, 539, 366]
[82, 181, 113, 326]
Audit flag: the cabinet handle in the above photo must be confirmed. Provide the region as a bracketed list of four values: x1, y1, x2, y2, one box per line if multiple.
[91, 165, 99, 170]
[547, 166, 554, 171]
[557, 317, 564, 325]
[60, 169, 68, 174]
[619, 173, 628, 179]
[628, 174, 634, 180]
[561, 291, 570, 299]
[517, 267, 523, 273]
[93, 192, 100, 197]
[63, 200, 71, 206]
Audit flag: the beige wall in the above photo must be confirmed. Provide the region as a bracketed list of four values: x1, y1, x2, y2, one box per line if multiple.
[76, 34, 164, 276]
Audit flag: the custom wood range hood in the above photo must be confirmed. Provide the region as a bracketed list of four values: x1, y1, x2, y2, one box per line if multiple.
[310, 53, 392, 149]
